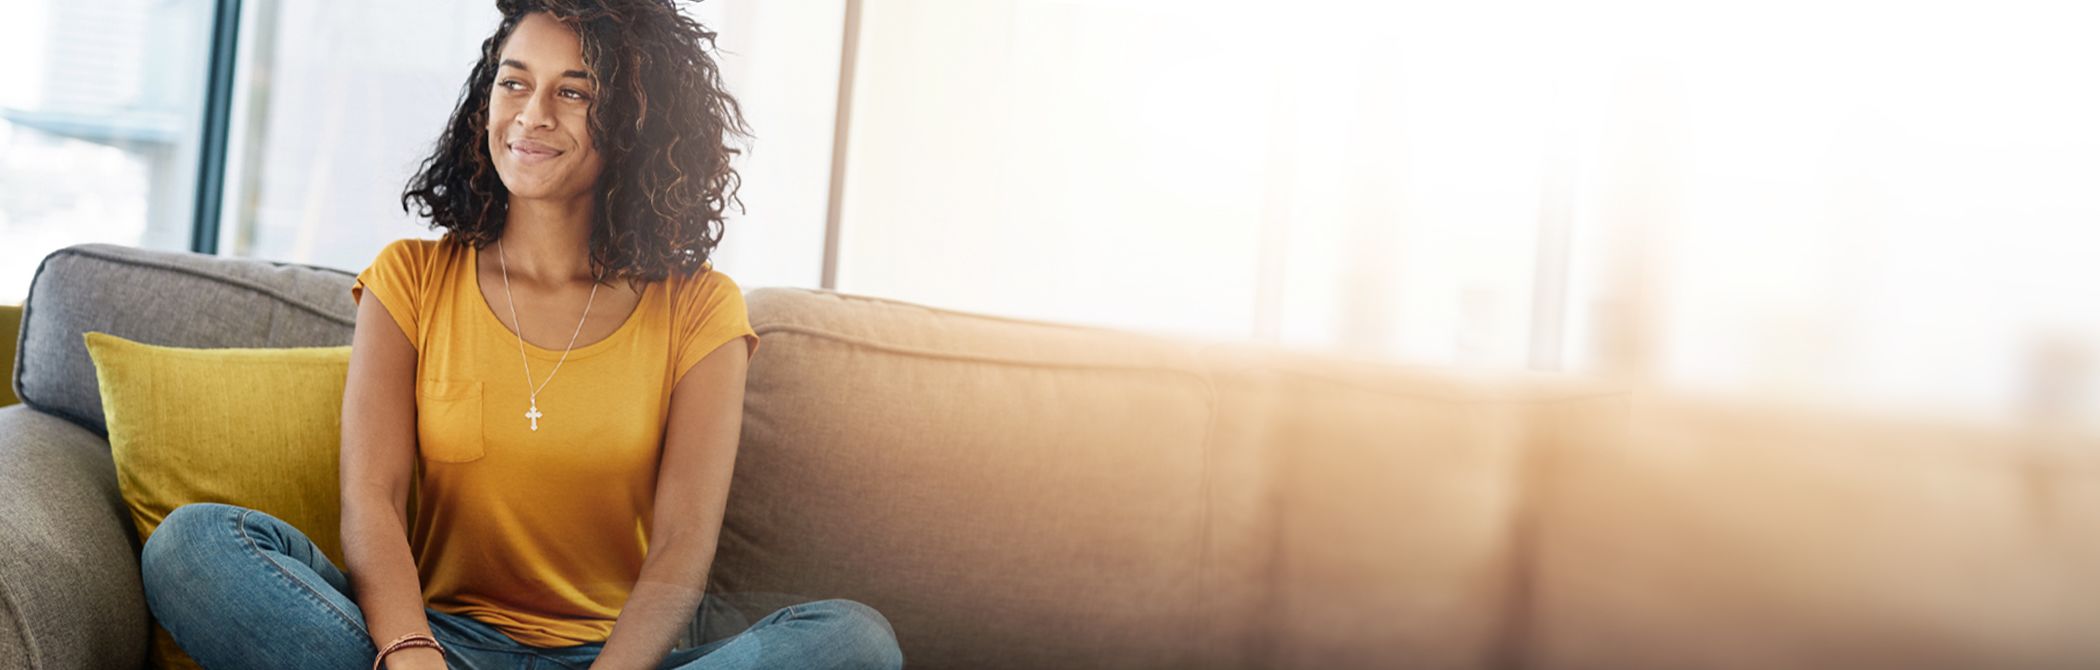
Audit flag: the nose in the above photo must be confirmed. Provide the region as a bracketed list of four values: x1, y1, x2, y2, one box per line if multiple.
[515, 86, 556, 130]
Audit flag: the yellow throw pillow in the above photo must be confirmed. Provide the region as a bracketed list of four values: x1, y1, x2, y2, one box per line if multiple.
[2, 303, 21, 406]
[83, 332, 354, 670]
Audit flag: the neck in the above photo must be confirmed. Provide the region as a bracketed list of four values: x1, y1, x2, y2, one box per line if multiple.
[498, 195, 597, 285]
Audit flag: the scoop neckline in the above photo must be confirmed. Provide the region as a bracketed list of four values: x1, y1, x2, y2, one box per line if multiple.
[467, 242, 650, 360]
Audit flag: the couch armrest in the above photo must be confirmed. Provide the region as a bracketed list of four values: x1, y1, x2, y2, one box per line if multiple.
[0, 404, 147, 669]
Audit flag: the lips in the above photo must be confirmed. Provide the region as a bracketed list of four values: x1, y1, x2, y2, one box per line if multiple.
[507, 139, 564, 165]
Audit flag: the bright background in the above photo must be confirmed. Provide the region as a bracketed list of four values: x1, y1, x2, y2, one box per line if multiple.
[3, 0, 2096, 431]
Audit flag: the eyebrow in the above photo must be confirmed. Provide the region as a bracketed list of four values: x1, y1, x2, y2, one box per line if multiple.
[499, 59, 593, 82]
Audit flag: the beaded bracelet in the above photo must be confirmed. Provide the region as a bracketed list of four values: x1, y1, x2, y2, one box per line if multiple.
[372, 632, 446, 670]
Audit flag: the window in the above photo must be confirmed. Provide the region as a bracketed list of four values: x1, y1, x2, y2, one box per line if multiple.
[833, 0, 2100, 428]
[0, 0, 217, 302]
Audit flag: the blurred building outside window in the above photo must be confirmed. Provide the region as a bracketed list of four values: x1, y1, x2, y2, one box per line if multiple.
[0, 0, 215, 301]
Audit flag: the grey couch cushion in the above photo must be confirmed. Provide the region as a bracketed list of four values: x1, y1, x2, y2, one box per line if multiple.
[13, 244, 357, 437]
[0, 404, 151, 669]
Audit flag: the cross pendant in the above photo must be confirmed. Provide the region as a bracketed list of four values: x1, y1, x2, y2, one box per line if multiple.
[525, 402, 543, 431]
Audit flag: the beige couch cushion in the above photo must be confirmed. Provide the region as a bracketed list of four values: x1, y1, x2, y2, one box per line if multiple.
[1528, 395, 2100, 669]
[721, 288, 1222, 669]
[1207, 346, 1617, 669]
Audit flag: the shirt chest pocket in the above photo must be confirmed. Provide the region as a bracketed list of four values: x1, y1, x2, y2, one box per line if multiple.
[417, 380, 487, 464]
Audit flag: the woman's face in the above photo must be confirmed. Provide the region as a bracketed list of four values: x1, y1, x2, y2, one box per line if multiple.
[486, 12, 605, 203]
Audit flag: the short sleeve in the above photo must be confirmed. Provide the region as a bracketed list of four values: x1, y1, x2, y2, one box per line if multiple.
[671, 267, 760, 388]
[350, 238, 427, 350]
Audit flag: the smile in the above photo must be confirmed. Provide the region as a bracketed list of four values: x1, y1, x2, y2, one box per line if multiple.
[507, 141, 564, 165]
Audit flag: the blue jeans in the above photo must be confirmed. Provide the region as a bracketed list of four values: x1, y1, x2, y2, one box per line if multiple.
[140, 502, 903, 669]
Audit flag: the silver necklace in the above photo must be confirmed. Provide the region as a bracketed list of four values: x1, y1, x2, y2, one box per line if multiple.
[497, 240, 598, 431]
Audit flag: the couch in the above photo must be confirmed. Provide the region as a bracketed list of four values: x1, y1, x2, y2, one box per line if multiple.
[5, 243, 2099, 669]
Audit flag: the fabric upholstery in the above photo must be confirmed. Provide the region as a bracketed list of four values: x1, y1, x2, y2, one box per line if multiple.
[14, 244, 356, 438]
[1204, 344, 1626, 669]
[1527, 396, 2100, 669]
[722, 288, 1221, 669]
[0, 404, 149, 669]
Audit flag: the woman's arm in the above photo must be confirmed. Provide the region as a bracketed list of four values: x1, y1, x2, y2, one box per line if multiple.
[591, 339, 751, 670]
[340, 293, 446, 670]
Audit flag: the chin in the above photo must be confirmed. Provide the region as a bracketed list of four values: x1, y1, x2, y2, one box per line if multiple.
[496, 175, 569, 200]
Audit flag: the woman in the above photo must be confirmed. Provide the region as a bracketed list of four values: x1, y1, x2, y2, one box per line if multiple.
[138, 1, 903, 668]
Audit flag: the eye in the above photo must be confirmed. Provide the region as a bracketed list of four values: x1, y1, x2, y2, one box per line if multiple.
[561, 88, 592, 101]
[496, 78, 524, 91]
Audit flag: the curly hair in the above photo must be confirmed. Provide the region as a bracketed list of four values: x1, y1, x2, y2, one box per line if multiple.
[401, 0, 750, 289]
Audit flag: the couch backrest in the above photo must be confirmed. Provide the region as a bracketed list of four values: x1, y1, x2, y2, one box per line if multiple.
[1196, 344, 1618, 670]
[723, 287, 1226, 668]
[14, 244, 358, 436]
[722, 287, 1622, 669]
[18, 243, 1624, 669]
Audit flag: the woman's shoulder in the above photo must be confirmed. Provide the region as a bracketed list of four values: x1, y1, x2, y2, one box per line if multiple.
[666, 261, 743, 301]
[663, 261, 759, 366]
[367, 234, 470, 273]
[664, 262, 751, 323]
[377, 233, 466, 258]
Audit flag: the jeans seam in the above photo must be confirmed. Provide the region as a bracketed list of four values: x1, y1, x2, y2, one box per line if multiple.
[232, 507, 369, 643]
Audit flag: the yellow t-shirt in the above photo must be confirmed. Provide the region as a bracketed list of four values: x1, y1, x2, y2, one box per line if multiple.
[348, 234, 759, 648]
